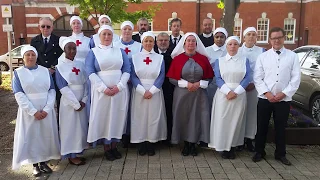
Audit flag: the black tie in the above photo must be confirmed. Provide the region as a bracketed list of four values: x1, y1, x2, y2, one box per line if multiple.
[161, 52, 165, 55]
[173, 37, 177, 46]
[276, 50, 281, 55]
[44, 37, 48, 50]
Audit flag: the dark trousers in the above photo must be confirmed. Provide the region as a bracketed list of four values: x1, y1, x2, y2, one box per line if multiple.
[255, 98, 290, 157]
[164, 92, 173, 142]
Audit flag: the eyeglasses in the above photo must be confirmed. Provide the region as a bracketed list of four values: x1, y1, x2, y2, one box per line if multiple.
[270, 36, 284, 41]
[41, 25, 51, 29]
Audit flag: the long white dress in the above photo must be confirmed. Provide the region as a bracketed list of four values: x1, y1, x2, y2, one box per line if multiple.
[130, 50, 167, 143]
[56, 58, 88, 156]
[239, 45, 265, 139]
[209, 55, 249, 151]
[86, 45, 130, 143]
[12, 65, 60, 170]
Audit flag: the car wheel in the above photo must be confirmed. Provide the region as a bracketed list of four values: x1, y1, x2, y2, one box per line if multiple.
[311, 95, 320, 125]
[0, 62, 9, 71]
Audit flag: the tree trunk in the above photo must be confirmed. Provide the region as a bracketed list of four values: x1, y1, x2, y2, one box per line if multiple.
[223, 0, 236, 37]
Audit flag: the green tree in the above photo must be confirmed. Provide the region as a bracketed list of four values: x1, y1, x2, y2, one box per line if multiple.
[66, 0, 161, 24]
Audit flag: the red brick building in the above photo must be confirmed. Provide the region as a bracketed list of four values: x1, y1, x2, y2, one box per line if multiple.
[0, 0, 319, 55]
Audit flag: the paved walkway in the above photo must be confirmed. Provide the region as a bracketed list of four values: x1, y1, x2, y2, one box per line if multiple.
[3, 144, 320, 180]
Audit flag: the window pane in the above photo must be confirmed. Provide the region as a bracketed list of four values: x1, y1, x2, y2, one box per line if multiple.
[302, 49, 320, 69]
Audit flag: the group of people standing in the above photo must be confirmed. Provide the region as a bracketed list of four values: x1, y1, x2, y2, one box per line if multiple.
[11, 14, 301, 177]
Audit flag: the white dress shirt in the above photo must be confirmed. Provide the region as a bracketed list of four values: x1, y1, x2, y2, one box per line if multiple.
[253, 47, 301, 101]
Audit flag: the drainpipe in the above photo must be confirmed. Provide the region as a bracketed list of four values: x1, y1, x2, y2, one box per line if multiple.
[197, 0, 201, 34]
[298, 0, 303, 46]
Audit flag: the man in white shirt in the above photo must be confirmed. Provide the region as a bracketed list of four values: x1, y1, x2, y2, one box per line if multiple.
[253, 27, 301, 166]
[169, 18, 182, 50]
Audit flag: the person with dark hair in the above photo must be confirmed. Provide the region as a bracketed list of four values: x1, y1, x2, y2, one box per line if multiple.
[169, 18, 182, 50]
[132, 18, 150, 43]
[199, 17, 214, 47]
[252, 27, 301, 166]
[56, 38, 88, 166]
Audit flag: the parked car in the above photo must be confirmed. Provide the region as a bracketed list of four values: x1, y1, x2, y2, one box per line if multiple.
[292, 45, 320, 125]
[0, 44, 29, 71]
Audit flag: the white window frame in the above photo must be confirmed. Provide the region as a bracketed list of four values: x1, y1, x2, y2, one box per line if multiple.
[284, 14, 296, 44]
[212, 19, 216, 32]
[234, 18, 242, 42]
[257, 13, 269, 44]
[168, 18, 173, 31]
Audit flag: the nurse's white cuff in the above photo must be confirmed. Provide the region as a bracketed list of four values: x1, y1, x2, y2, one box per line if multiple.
[117, 82, 124, 92]
[178, 79, 188, 88]
[136, 84, 146, 95]
[200, 80, 209, 89]
[149, 85, 160, 94]
[234, 85, 246, 95]
[220, 84, 231, 95]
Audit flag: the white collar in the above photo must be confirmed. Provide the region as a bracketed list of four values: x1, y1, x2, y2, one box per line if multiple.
[171, 35, 180, 41]
[61, 57, 74, 63]
[272, 47, 285, 55]
[212, 43, 226, 52]
[42, 35, 51, 41]
[142, 48, 155, 54]
[202, 32, 213, 38]
[158, 48, 167, 54]
[72, 32, 84, 38]
[98, 43, 113, 49]
[242, 43, 256, 51]
[226, 53, 240, 61]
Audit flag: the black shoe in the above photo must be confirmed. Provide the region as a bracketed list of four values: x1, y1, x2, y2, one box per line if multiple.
[78, 157, 86, 162]
[138, 142, 147, 156]
[147, 142, 155, 156]
[33, 165, 42, 177]
[221, 151, 229, 159]
[252, 153, 265, 162]
[190, 143, 198, 156]
[275, 156, 292, 166]
[39, 163, 53, 173]
[111, 148, 122, 159]
[199, 141, 208, 148]
[228, 149, 236, 159]
[245, 139, 255, 152]
[105, 150, 116, 161]
[181, 142, 190, 156]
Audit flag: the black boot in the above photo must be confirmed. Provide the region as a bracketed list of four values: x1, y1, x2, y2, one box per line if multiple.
[229, 148, 236, 159]
[190, 143, 198, 156]
[181, 141, 190, 156]
[245, 138, 255, 152]
[138, 142, 147, 156]
[221, 151, 229, 159]
[147, 142, 155, 156]
[105, 150, 116, 161]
